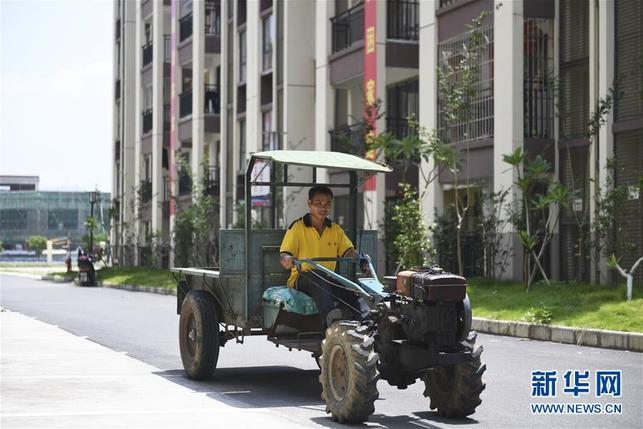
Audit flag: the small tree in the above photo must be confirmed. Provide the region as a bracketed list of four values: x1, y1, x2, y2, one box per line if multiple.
[436, 11, 490, 275]
[504, 148, 570, 291]
[172, 154, 220, 268]
[392, 184, 435, 270]
[26, 235, 47, 257]
[479, 188, 511, 280]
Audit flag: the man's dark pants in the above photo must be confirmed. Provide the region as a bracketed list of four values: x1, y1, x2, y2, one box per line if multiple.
[296, 270, 359, 329]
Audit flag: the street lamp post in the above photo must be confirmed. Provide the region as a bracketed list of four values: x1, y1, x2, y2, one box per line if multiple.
[89, 191, 99, 255]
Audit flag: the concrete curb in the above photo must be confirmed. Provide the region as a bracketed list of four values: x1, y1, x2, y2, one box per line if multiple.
[97, 280, 177, 296]
[41, 274, 74, 283]
[472, 317, 643, 353]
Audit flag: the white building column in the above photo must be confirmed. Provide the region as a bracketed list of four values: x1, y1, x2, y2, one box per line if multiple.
[192, 1, 205, 191]
[151, 0, 165, 238]
[219, 0, 230, 226]
[284, 0, 316, 223]
[246, 0, 260, 153]
[596, 0, 615, 283]
[133, 1, 143, 264]
[493, 0, 524, 280]
[364, 0, 387, 270]
[315, 0, 334, 158]
[119, 0, 138, 264]
[419, 1, 442, 236]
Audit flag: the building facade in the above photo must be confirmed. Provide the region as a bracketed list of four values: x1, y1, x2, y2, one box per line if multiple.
[113, 0, 642, 283]
[0, 188, 111, 250]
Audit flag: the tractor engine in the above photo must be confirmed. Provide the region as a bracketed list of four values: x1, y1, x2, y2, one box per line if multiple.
[374, 267, 471, 388]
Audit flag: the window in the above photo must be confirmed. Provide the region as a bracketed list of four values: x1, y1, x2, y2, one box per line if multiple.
[143, 85, 153, 110]
[144, 155, 152, 180]
[48, 209, 79, 230]
[524, 18, 554, 139]
[559, 0, 589, 139]
[262, 110, 272, 150]
[238, 119, 246, 172]
[437, 24, 494, 144]
[262, 14, 273, 71]
[386, 79, 419, 138]
[239, 30, 247, 83]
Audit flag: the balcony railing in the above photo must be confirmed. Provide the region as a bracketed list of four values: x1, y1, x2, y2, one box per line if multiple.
[330, 2, 364, 54]
[387, 0, 419, 41]
[142, 109, 153, 134]
[329, 124, 365, 156]
[203, 166, 219, 197]
[142, 41, 153, 67]
[524, 82, 553, 139]
[179, 90, 192, 118]
[140, 179, 153, 203]
[204, 85, 219, 114]
[179, 12, 193, 42]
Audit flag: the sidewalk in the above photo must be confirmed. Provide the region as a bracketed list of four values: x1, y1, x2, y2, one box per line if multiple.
[0, 310, 302, 429]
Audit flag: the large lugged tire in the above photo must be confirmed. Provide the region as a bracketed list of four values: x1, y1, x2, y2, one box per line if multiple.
[319, 321, 379, 423]
[423, 333, 486, 418]
[179, 290, 220, 380]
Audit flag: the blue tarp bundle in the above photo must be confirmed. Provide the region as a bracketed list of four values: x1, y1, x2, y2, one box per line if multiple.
[262, 286, 319, 315]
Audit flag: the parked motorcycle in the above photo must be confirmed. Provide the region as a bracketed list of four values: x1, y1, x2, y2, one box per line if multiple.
[77, 248, 96, 286]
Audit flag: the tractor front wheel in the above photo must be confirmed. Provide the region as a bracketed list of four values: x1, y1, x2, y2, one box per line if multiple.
[319, 321, 379, 423]
[423, 333, 486, 418]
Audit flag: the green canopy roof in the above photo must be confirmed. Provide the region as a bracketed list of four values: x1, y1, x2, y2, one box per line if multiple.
[251, 150, 392, 173]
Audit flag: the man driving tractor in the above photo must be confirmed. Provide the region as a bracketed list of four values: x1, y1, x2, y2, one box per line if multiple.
[279, 186, 368, 329]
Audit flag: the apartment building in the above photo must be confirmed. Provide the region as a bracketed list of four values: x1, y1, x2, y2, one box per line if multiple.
[113, 0, 642, 283]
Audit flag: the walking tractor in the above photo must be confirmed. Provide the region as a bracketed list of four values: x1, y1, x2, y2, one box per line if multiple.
[171, 150, 486, 423]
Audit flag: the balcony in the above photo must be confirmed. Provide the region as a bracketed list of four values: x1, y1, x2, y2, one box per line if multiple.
[142, 41, 153, 68]
[203, 166, 219, 197]
[331, 2, 364, 54]
[329, 124, 365, 157]
[387, 0, 419, 41]
[204, 85, 219, 114]
[142, 109, 153, 134]
[140, 179, 153, 204]
[179, 13, 193, 43]
[179, 90, 192, 118]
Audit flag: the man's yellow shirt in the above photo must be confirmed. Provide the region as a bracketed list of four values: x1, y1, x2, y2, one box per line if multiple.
[280, 214, 354, 288]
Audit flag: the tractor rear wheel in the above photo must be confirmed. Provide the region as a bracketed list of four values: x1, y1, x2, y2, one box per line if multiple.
[179, 290, 220, 380]
[423, 333, 486, 418]
[319, 321, 379, 423]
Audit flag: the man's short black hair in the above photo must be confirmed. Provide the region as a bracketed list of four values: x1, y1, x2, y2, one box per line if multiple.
[309, 186, 333, 200]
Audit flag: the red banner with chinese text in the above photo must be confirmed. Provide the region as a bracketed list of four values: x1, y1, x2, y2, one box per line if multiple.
[363, 0, 377, 191]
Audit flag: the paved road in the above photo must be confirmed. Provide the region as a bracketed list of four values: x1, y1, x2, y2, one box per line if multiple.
[1, 274, 641, 428]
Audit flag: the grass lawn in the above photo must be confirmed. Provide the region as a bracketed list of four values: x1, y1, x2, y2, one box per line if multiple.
[96, 267, 176, 290]
[467, 278, 643, 333]
[48, 267, 176, 289]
